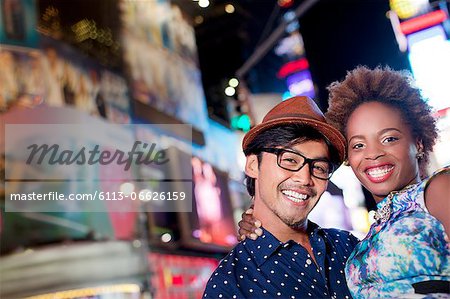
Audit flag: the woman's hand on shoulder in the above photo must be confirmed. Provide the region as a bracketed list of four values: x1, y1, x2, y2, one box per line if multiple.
[237, 207, 263, 241]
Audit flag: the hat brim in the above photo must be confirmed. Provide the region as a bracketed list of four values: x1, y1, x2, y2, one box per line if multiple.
[242, 117, 346, 164]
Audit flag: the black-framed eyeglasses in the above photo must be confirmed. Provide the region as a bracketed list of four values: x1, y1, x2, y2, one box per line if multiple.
[260, 148, 336, 180]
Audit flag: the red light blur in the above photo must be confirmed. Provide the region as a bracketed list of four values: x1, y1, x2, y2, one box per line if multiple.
[278, 0, 294, 8]
[277, 58, 309, 78]
[400, 10, 447, 35]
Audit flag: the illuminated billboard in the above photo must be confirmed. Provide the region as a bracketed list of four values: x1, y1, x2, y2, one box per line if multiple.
[407, 25, 450, 112]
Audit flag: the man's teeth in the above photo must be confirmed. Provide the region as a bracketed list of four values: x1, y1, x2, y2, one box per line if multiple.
[366, 166, 394, 178]
[282, 190, 307, 202]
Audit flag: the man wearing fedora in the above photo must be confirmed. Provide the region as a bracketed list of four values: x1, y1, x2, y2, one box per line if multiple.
[203, 96, 358, 298]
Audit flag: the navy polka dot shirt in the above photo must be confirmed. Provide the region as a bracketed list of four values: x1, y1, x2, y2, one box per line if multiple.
[203, 221, 359, 298]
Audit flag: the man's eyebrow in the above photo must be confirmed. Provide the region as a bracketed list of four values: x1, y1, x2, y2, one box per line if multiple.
[285, 147, 330, 160]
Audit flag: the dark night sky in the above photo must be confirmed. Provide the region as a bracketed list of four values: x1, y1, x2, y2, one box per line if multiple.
[195, 0, 411, 117]
[299, 0, 410, 109]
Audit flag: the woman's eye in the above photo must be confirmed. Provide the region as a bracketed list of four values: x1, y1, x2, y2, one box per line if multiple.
[351, 143, 364, 150]
[383, 136, 399, 143]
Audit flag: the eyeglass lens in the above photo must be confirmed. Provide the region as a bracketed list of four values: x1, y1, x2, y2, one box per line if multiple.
[278, 150, 332, 179]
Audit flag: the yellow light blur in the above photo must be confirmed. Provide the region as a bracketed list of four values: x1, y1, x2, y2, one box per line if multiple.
[389, 0, 428, 19]
[199, 0, 210, 8]
[351, 207, 372, 233]
[161, 233, 172, 243]
[194, 15, 204, 25]
[225, 86, 236, 96]
[225, 4, 235, 14]
[229, 78, 239, 87]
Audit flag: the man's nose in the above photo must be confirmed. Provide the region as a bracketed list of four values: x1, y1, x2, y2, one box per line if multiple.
[290, 163, 313, 185]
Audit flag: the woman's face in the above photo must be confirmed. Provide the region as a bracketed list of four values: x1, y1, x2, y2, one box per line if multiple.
[346, 101, 421, 203]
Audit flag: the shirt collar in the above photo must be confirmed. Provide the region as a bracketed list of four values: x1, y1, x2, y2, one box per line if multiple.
[242, 220, 324, 267]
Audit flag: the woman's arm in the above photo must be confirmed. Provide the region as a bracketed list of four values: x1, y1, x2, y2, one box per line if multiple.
[425, 170, 450, 240]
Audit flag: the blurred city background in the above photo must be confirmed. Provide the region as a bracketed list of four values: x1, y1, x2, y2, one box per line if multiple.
[1, 0, 449, 298]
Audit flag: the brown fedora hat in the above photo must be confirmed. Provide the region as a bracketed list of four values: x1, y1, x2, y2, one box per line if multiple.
[242, 96, 346, 163]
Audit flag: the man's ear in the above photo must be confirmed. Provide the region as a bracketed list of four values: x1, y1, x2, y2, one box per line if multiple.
[245, 154, 259, 179]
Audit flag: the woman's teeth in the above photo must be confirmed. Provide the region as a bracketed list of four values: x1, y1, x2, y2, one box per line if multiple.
[366, 166, 394, 178]
[282, 190, 307, 202]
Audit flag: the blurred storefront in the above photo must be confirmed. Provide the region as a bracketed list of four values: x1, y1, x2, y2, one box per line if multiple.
[0, 1, 248, 298]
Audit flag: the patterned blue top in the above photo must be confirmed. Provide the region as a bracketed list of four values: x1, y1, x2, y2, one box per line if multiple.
[345, 166, 450, 299]
[203, 221, 359, 298]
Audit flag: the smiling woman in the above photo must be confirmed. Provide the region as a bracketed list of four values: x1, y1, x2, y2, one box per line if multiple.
[325, 66, 450, 299]
[345, 101, 421, 203]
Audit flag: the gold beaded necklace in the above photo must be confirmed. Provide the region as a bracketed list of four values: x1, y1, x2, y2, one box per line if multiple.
[373, 184, 418, 223]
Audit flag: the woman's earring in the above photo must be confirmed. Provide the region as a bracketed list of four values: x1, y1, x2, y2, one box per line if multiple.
[343, 160, 349, 166]
[416, 151, 424, 160]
